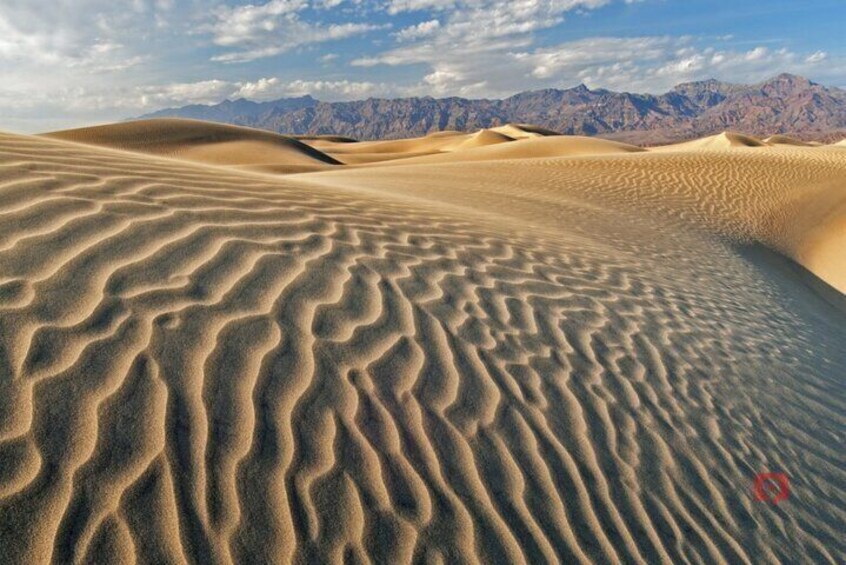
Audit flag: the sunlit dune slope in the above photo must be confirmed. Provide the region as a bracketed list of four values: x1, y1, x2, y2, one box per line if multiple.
[0, 128, 843, 564]
[301, 144, 846, 293]
[653, 131, 769, 150]
[307, 124, 558, 164]
[364, 135, 644, 166]
[490, 123, 561, 139]
[43, 118, 341, 170]
[451, 129, 516, 149]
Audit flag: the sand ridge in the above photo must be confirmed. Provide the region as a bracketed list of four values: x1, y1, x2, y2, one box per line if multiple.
[0, 126, 844, 564]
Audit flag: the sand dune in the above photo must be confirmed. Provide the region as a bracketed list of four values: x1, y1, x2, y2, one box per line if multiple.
[655, 131, 769, 150]
[307, 144, 846, 293]
[366, 135, 644, 166]
[490, 123, 560, 139]
[43, 118, 341, 170]
[450, 129, 516, 149]
[0, 126, 844, 564]
[764, 134, 816, 147]
[307, 126, 544, 165]
[314, 131, 467, 156]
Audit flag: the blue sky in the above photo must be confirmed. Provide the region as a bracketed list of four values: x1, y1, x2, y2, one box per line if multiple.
[1, 0, 843, 132]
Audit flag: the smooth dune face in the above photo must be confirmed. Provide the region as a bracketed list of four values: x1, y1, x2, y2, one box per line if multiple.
[1, 128, 845, 564]
[653, 131, 770, 150]
[363, 135, 645, 166]
[490, 124, 561, 139]
[306, 124, 557, 164]
[43, 118, 341, 169]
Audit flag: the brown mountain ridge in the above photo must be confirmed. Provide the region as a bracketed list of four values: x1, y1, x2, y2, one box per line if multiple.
[137, 73, 846, 144]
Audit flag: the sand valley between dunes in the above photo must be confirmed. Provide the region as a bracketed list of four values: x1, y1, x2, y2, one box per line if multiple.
[1, 120, 845, 564]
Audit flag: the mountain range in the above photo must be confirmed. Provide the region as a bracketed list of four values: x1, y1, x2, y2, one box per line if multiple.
[137, 74, 846, 144]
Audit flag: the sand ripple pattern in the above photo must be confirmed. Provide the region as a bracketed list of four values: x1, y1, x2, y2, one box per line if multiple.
[1, 133, 844, 564]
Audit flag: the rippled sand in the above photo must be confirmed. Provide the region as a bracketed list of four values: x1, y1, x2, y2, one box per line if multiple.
[0, 123, 844, 564]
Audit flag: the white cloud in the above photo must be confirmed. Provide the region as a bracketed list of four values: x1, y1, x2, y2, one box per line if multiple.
[806, 50, 827, 64]
[352, 0, 614, 94]
[744, 46, 768, 61]
[206, 0, 387, 63]
[514, 38, 836, 93]
[208, 0, 309, 47]
[275, 79, 394, 99]
[0, 2, 159, 70]
[354, 26, 840, 98]
[395, 19, 440, 41]
[385, 0, 457, 15]
[138, 77, 396, 106]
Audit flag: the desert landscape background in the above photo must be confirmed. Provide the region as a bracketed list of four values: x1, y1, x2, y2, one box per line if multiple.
[0, 118, 844, 563]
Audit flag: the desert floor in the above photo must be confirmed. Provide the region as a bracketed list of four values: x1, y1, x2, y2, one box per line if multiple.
[1, 120, 844, 564]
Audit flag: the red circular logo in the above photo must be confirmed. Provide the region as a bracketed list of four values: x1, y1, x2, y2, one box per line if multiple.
[754, 473, 790, 503]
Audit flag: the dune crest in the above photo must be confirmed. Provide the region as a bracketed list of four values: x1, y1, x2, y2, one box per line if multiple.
[490, 123, 560, 139]
[450, 129, 516, 149]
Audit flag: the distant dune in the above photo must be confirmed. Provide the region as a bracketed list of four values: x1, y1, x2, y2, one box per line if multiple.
[364, 135, 645, 166]
[1, 121, 844, 564]
[653, 131, 770, 150]
[764, 134, 818, 147]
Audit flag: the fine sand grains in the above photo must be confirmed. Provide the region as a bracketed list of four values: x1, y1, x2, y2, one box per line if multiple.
[0, 130, 844, 564]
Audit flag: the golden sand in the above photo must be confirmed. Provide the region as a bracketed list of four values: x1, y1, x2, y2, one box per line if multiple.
[0, 120, 843, 563]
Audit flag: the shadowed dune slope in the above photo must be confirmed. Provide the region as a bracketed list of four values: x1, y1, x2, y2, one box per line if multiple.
[43, 118, 341, 168]
[0, 130, 844, 564]
[764, 135, 817, 147]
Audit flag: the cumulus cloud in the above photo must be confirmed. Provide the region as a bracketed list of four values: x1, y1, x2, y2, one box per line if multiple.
[0, 1, 162, 70]
[394, 19, 441, 41]
[806, 50, 827, 64]
[385, 0, 457, 15]
[137, 77, 395, 107]
[206, 0, 387, 63]
[352, 0, 614, 93]
[357, 26, 838, 97]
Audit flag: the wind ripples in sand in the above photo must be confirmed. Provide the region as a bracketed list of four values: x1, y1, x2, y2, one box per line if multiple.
[0, 132, 844, 564]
